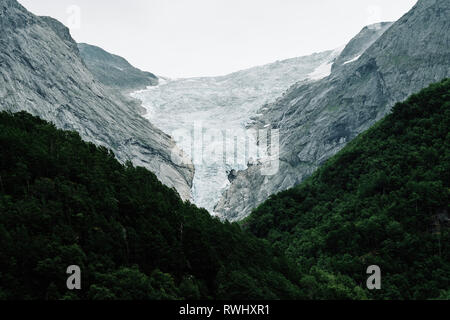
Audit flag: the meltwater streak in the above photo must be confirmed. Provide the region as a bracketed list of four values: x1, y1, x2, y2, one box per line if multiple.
[131, 49, 341, 214]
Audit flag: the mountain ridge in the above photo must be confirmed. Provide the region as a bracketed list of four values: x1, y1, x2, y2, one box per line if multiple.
[0, 0, 194, 200]
[78, 43, 159, 92]
[216, 0, 450, 221]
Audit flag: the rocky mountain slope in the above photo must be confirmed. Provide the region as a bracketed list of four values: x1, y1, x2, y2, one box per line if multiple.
[78, 43, 158, 92]
[0, 0, 194, 200]
[132, 49, 342, 212]
[331, 22, 393, 70]
[216, 0, 450, 221]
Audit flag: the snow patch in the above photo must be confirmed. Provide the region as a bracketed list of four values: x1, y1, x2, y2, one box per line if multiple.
[343, 54, 362, 65]
[307, 46, 344, 81]
[307, 61, 333, 80]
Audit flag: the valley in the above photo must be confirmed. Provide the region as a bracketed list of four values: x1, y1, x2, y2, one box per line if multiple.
[0, 0, 448, 302]
[131, 49, 342, 213]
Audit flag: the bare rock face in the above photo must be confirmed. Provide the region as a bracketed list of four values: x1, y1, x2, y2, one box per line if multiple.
[0, 0, 194, 200]
[216, 0, 450, 221]
[331, 22, 393, 71]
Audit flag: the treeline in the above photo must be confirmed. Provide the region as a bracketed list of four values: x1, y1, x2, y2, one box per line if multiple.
[0, 111, 302, 300]
[246, 79, 450, 299]
[1, 79, 449, 300]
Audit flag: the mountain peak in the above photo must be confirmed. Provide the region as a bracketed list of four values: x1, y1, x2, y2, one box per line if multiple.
[78, 43, 158, 91]
[40, 16, 79, 53]
[216, 0, 450, 221]
[332, 21, 393, 70]
[0, 0, 194, 201]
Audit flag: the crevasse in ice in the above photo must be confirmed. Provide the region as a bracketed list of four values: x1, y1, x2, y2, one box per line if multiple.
[131, 49, 342, 213]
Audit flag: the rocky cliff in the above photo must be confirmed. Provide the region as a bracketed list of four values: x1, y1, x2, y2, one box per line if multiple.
[216, 0, 450, 221]
[0, 0, 194, 200]
[331, 22, 393, 70]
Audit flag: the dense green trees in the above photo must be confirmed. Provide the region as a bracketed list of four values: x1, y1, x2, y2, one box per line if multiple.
[246, 79, 450, 300]
[1, 79, 448, 300]
[0, 111, 302, 300]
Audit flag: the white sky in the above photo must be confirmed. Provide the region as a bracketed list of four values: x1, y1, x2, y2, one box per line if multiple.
[18, 0, 417, 78]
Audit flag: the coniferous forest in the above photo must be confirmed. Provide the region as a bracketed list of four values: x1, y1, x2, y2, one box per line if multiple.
[0, 79, 449, 300]
[0, 111, 302, 300]
[246, 79, 450, 299]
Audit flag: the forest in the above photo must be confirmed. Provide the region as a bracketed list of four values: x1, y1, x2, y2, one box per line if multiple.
[0, 79, 448, 300]
[0, 111, 302, 300]
[246, 79, 450, 299]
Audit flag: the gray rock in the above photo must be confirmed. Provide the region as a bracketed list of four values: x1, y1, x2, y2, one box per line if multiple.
[332, 22, 393, 71]
[78, 43, 158, 92]
[216, 0, 450, 221]
[0, 0, 194, 200]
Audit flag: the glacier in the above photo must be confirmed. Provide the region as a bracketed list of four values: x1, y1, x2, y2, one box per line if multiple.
[131, 49, 342, 213]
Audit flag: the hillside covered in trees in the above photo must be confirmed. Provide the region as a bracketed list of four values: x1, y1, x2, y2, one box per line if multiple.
[246, 79, 450, 299]
[0, 79, 449, 300]
[0, 111, 304, 300]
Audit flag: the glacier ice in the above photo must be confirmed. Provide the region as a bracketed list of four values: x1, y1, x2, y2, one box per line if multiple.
[131, 50, 341, 213]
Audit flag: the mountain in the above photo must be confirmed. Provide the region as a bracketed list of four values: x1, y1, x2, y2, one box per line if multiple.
[246, 79, 450, 300]
[0, 0, 194, 200]
[132, 48, 343, 212]
[331, 22, 393, 70]
[78, 43, 158, 92]
[216, 0, 450, 221]
[0, 111, 304, 300]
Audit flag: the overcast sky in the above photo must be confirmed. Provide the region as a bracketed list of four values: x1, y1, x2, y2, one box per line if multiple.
[18, 0, 417, 78]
